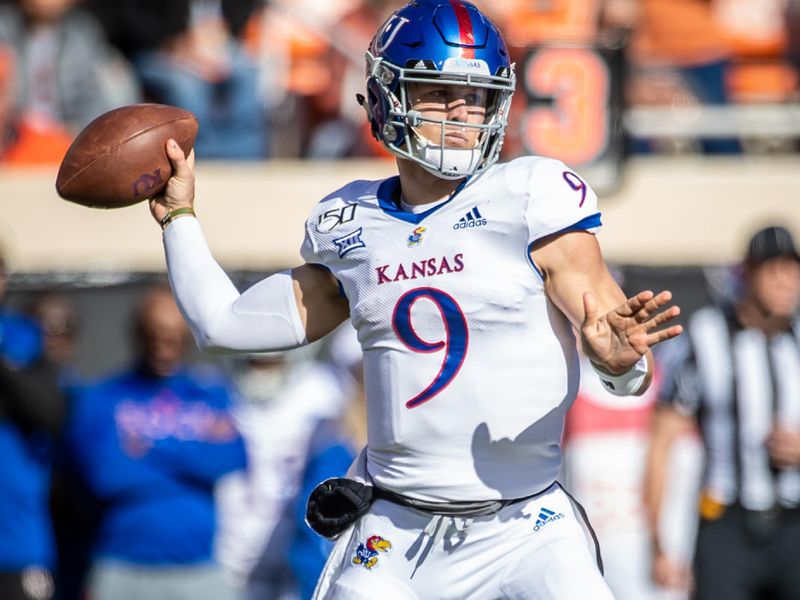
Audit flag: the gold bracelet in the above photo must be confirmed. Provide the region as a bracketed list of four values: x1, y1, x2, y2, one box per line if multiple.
[160, 206, 196, 230]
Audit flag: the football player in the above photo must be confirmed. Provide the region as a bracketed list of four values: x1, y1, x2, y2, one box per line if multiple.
[150, 1, 682, 598]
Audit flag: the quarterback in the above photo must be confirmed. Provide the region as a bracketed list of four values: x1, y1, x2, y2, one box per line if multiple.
[151, 1, 681, 598]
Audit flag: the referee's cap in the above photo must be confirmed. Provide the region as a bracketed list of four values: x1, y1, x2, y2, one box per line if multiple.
[746, 225, 800, 265]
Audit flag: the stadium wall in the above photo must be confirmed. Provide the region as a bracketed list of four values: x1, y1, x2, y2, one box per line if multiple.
[1, 156, 798, 272]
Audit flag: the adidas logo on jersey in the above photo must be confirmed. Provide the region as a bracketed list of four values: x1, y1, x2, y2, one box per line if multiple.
[453, 207, 487, 230]
[533, 507, 565, 532]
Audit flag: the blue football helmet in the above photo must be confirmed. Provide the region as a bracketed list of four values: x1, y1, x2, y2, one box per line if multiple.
[359, 0, 516, 179]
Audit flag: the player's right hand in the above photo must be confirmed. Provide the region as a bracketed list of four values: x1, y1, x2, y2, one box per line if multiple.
[149, 139, 196, 226]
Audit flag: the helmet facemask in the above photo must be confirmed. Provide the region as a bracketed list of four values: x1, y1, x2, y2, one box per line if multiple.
[365, 51, 515, 180]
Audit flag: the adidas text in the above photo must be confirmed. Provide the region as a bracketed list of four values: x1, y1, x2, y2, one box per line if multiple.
[453, 219, 487, 230]
[533, 507, 565, 532]
[453, 207, 487, 230]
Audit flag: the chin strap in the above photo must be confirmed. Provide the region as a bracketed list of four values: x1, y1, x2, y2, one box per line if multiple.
[411, 125, 483, 179]
[420, 145, 482, 179]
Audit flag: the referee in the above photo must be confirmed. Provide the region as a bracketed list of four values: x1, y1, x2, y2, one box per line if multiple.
[647, 225, 800, 600]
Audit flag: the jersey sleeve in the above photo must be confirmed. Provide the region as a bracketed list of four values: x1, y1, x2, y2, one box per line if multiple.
[300, 221, 323, 265]
[520, 157, 602, 245]
[299, 180, 374, 269]
[299, 211, 350, 271]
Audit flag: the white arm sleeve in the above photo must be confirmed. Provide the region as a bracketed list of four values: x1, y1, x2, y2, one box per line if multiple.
[163, 217, 308, 353]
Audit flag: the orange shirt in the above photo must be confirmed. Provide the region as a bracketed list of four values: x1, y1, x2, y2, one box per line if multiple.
[2, 114, 72, 165]
[714, 0, 787, 58]
[499, 0, 602, 47]
[632, 0, 731, 67]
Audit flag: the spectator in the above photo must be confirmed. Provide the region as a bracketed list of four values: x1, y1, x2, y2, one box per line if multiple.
[287, 325, 365, 600]
[214, 329, 355, 598]
[0, 250, 65, 600]
[485, 0, 603, 48]
[0, 0, 139, 163]
[628, 0, 741, 154]
[564, 354, 701, 600]
[62, 285, 246, 600]
[27, 293, 79, 387]
[88, 0, 268, 160]
[788, 0, 800, 90]
[23, 293, 84, 600]
[647, 225, 800, 599]
[0, 43, 72, 164]
[303, 0, 401, 159]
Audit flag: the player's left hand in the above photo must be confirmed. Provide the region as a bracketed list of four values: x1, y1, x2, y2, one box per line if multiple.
[581, 290, 682, 374]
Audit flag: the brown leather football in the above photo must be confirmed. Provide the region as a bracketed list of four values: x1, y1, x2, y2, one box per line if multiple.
[56, 104, 198, 209]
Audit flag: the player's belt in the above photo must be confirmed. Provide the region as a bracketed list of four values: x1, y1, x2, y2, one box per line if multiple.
[373, 483, 553, 517]
[306, 478, 556, 540]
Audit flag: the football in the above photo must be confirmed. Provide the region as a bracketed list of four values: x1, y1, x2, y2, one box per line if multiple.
[55, 104, 198, 209]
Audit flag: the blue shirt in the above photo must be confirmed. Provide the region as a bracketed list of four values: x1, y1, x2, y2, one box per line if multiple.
[65, 364, 247, 565]
[0, 312, 41, 367]
[288, 420, 357, 600]
[0, 312, 50, 570]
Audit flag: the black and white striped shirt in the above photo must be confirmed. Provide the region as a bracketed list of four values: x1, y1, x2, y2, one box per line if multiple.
[659, 305, 800, 510]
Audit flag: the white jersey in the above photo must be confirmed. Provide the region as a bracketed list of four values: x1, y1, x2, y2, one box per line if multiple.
[301, 156, 601, 502]
[215, 362, 345, 584]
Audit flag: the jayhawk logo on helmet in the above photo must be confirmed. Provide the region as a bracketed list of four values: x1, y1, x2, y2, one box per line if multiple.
[352, 535, 393, 570]
[358, 0, 516, 180]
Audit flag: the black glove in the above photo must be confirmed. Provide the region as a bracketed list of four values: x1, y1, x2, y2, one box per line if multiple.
[306, 478, 374, 539]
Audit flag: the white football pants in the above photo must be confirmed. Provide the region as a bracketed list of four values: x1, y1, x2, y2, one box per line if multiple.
[312, 483, 615, 600]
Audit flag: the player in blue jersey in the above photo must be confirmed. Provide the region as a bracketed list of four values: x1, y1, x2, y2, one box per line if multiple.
[149, 1, 682, 598]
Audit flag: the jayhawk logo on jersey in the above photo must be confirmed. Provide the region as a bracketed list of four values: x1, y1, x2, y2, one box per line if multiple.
[407, 226, 426, 247]
[352, 535, 392, 570]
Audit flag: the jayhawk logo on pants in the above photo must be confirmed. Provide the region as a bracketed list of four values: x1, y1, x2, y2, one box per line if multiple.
[352, 535, 392, 569]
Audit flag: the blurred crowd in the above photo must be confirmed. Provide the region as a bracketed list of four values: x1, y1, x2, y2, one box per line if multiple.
[1, 255, 368, 600]
[0, 0, 797, 164]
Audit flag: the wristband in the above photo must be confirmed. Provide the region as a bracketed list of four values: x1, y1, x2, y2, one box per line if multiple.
[590, 355, 648, 396]
[160, 206, 196, 230]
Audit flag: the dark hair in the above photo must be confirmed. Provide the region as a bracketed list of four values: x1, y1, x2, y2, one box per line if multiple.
[745, 226, 800, 266]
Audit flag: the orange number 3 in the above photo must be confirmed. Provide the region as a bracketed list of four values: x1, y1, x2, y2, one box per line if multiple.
[522, 47, 610, 166]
